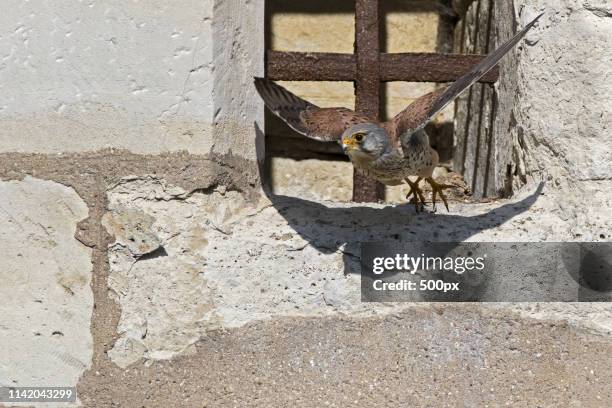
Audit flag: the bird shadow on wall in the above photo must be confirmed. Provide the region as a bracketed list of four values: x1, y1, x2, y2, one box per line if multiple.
[255, 123, 544, 275]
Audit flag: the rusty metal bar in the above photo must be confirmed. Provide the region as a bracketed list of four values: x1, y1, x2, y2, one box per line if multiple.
[353, 0, 385, 202]
[267, 51, 498, 83]
[266, 51, 355, 81]
[355, 0, 380, 120]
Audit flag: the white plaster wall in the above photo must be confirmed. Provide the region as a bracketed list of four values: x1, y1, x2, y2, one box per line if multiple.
[0, 0, 215, 154]
[0, 177, 93, 403]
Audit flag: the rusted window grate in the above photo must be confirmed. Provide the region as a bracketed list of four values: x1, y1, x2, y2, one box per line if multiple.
[265, 0, 498, 202]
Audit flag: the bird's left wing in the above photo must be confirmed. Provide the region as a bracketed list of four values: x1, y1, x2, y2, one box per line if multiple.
[388, 12, 544, 137]
[254, 77, 371, 142]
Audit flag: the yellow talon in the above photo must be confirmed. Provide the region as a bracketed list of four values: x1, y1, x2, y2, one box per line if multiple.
[425, 177, 454, 212]
[405, 177, 426, 212]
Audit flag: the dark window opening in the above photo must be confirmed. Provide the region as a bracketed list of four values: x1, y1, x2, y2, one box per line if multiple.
[263, 0, 498, 202]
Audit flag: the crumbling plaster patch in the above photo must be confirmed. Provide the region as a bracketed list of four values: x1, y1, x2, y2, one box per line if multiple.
[0, 177, 93, 396]
[102, 176, 278, 367]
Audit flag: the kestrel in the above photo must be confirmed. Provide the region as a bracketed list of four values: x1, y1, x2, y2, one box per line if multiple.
[255, 14, 543, 211]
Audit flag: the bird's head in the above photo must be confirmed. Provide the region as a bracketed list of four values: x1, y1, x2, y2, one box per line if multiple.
[341, 123, 389, 160]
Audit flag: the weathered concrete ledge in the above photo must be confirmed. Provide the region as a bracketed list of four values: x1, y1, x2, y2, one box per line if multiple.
[101, 175, 612, 369]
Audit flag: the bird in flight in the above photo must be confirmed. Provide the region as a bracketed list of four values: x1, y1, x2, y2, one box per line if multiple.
[255, 13, 543, 211]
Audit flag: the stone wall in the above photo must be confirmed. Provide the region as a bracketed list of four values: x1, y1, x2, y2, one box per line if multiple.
[494, 0, 612, 237]
[0, 1, 611, 407]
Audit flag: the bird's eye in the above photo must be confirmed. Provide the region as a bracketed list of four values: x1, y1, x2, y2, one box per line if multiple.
[354, 133, 365, 142]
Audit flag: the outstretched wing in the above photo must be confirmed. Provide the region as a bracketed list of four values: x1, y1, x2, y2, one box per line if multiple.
[389, 12, 544, 137]
[254, 77, 371, 141]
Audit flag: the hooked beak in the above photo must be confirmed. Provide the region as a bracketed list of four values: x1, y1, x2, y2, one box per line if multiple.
[342, 138, 356, 151]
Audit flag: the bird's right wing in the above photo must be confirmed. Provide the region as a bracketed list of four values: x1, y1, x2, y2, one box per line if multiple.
[254, 77, 371, 142]
[389, 12, 544, 137]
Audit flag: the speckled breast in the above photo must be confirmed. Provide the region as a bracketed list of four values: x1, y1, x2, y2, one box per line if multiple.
[357, 156, 419, 186]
